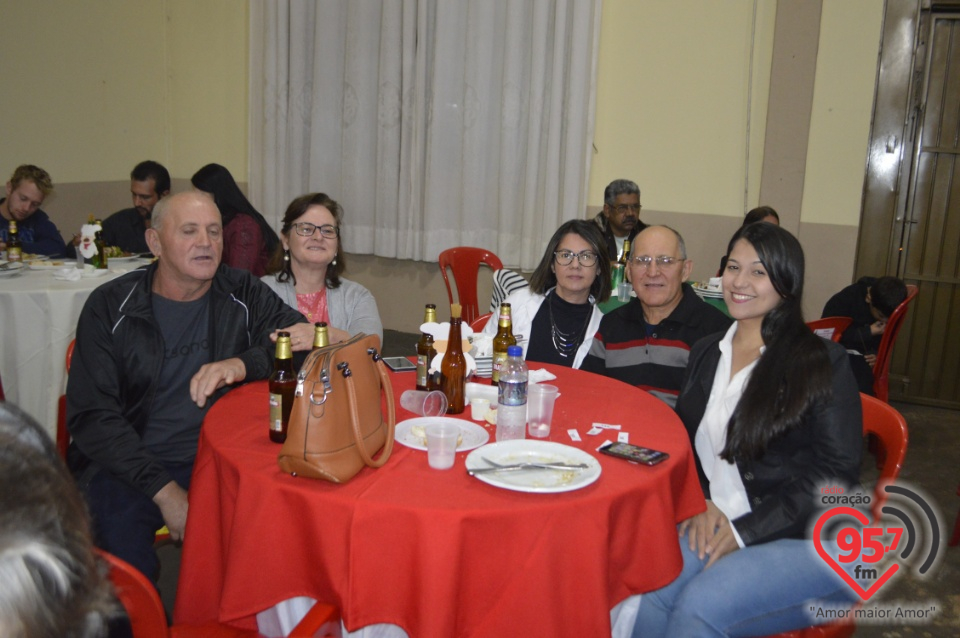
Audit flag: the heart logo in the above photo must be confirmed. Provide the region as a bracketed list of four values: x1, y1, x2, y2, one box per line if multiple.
[813, 506, 899, 600]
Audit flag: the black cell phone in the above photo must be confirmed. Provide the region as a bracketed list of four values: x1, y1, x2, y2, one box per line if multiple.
[599, 442, 669, 466]
[383, 357, 417, 372]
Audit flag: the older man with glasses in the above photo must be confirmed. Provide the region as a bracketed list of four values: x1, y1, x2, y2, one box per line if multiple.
[592, 178, 648, 261]
[582, 225, 731, 407]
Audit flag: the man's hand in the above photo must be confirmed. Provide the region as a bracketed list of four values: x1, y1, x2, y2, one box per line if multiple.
[864, 353, 877, 366]
[869, 320, 887, 336]
[678, 501, 740, 567]
[152, 481, 189, 541]
[190, 357, 246, 408]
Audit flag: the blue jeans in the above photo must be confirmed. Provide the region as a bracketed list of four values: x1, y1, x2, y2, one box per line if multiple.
[631, 530, 858, 637]
[83, 462, 194, 584]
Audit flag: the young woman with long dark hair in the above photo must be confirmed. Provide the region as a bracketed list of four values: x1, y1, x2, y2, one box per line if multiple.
[631, 222, 862, 636]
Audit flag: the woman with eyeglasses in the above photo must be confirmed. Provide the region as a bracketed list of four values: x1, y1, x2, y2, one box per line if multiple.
[629, 222, 861, 637]
[191, 163, 280, 277]
[481, 220, 611, 368]
[261, 192, 383, 350]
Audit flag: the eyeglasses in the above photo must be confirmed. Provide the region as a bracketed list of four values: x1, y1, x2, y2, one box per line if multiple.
[629, 255, 684, 268]
[554, 250, 598, 267]
[613, 203, 642, 215]
[293, 222, 339, 238]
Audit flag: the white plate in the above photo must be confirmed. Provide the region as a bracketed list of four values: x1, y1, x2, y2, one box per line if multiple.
[465, 440, 602, 493]
[107, 254, 140, 262]
[28, 259, 72, 270]
[22, 254, 49, 261]
[395, 417, 489, 452]
[0, 262, 24, 277]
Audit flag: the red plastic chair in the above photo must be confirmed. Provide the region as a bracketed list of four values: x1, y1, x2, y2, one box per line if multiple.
[872, 284, 918, 402]
[762, 393, 907, 638]
[806, 317, 853, 343]
[438, 247, 503, 325]
[97, 548, 341, 637]
[0, 370, 5, 401]
[470, 312, 493, 334]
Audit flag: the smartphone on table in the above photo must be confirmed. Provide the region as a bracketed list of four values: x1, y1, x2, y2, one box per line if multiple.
[599, 442, 669, 466]
[383, 356, 417, 372]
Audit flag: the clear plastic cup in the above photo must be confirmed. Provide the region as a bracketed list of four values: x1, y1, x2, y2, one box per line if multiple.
[425, 422, 460, 469]
[526, 384, 559, 439]
[400, 390, 448, 416]
[469, 398, 490, 420]
[617, 281, 632, 302]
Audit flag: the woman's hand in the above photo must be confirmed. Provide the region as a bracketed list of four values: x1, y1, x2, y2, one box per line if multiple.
[679, 501, 740, 567]
[270, 322, 353, 351]
[270, 323, 317, 351]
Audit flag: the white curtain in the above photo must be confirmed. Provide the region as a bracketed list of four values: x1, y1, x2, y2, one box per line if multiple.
[249, 0, 601, 270]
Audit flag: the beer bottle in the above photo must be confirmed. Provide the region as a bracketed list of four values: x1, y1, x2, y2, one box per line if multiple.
[490, 303, 517, 385]
[6, 220, 22, 263]
[93, 224, 108, 269]
[618, 238, 631, 266]
[439, 304, 467, 414]
[416, 304, 438, 390]
[312, 322, 329, 350]
[269, 332, 297, 443]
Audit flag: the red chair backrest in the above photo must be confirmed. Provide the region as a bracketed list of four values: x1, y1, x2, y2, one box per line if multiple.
[470, 312, 493, 334]
[806, 317, 853, 343]
[97, 548, 170, 638]
[860, 393, 908, 522]
[872, 284, 918, 402]
[56, 339, 76, 460]
[438, 247, 503, 325]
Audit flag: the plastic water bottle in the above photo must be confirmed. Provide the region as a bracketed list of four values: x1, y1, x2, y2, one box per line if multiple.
[497, 345, 528, 441]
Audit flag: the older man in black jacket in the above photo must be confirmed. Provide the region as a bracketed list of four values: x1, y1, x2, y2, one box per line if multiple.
[67, 191, 304, 581]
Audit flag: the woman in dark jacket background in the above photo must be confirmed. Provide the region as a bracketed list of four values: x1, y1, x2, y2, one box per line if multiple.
[191, 163, 280, 276]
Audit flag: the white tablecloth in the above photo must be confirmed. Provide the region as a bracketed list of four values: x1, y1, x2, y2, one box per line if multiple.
[0, 264, 135, 438]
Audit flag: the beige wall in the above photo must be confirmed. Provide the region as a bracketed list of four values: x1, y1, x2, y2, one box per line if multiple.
[1, 0, 883, 330]
[0, 0, 248, 236]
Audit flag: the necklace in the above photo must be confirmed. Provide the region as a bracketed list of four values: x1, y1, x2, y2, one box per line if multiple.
[548, 292, 592, 358]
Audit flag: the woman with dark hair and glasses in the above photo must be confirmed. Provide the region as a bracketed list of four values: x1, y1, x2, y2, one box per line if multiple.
[481, 220, 611, 368]
[191, 163, 281, 277]
[261, 192, 382, 349]
[629, 222, 861, 636]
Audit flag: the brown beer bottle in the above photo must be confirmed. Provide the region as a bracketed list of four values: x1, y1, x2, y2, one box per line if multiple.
[416, 304, 438, 390]
[618, 238, 631, 266]
[439, 304, 467, 414]
[269, 332, 297, 443]
[6, 220, 22, 263]
[490, 303, 517, 385]
[312, 322, 329, 350]
[93, 223, 108, 269]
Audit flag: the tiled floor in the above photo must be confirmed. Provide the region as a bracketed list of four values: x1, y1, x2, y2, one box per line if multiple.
[158, 330, 960, 634]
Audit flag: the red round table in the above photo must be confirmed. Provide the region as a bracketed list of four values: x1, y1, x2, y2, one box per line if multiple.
[174, 363, 705, 636]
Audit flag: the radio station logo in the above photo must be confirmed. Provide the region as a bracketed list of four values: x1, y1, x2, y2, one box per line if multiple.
[813, 481, 943, 602]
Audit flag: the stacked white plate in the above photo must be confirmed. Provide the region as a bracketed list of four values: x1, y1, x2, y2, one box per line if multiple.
[692, 283, 723, 299]
[474, 356, 493, 377]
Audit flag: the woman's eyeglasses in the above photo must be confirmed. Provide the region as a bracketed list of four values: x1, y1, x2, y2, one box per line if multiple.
[293, 222, 339, 238]
[554, 250, 598, 267]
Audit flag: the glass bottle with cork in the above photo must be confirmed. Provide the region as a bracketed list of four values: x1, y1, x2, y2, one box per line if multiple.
[6, 220, 22, 263]
[439, 303, 466, 414]
[312, 322, 329, 350]
[269, 332, 297, 443]
[490, 302, 517, 385]
[416, 303, 438, 390]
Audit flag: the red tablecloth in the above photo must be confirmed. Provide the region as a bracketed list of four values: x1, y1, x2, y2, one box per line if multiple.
[174, 363, 704, 637]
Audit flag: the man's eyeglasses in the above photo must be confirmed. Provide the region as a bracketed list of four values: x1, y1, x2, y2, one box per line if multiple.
[554, 250, 598, 267]
[293, 222, 339, 238]
[629, 255, 683, 268]
[613, 203, 642, 215]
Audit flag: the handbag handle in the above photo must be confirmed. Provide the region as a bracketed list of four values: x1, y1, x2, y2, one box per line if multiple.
[345, 355, 396, 467]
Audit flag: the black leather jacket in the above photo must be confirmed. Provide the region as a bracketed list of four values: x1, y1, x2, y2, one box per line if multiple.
[67, 263, 305, 497]
[675, 332, 862, 546]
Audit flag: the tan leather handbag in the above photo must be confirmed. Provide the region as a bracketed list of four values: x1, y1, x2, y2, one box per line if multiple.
[278, 333, 396, 483]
